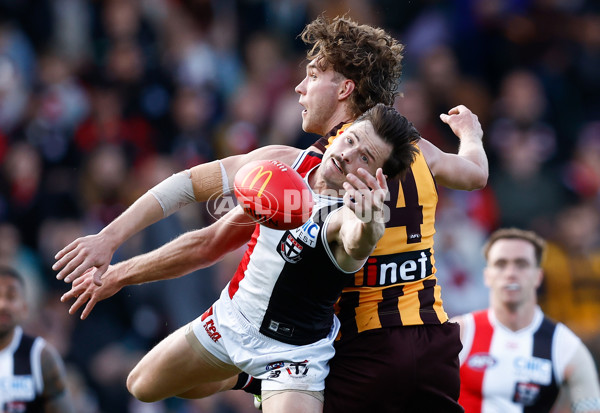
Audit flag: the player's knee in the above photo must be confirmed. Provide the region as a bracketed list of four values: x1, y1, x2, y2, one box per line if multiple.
[127, 369, 158, 403]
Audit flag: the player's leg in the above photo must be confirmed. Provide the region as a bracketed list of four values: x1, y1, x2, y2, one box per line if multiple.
[127, 324, 239, 402]
[323, 328, 416, 412]
[411, 321, 463, 412]
[262, 390, 323, 413]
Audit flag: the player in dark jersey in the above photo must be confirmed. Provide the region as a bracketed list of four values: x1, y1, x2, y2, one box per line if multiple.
[0, 267, 75, 413]
[452, 228, 600, 412]
[55, 16, 487, 412]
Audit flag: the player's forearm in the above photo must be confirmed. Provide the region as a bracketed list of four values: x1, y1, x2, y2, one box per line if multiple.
[97, 192, 166, 250]
[457, 138, 488, 182]
[343, 219, 385, 260]
[111, 212, 254, 288]
[113, 231, 219, 287]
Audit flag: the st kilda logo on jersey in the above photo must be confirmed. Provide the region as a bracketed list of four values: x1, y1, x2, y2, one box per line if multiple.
[280, 233, 304, 263]
[278, 216, 321, 263]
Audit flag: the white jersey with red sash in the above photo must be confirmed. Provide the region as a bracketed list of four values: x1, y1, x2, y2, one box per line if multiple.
[458, 307, 580, 412]
[227, 150, 351, 345]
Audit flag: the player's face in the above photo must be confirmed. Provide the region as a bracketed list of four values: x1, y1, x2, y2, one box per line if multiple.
[484, 239, 543, 309]
[0, 276, 27, 339]
[295, 59, 346, 136]
[319, 120, 391, 192]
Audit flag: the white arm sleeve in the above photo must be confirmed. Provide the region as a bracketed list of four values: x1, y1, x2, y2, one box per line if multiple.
[148, 170, 196, 217]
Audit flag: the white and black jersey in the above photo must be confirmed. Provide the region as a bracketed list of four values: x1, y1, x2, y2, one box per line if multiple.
[227, 150, 352, 345]
[459, 307, 580, 412]
[0, 326, 46, 413]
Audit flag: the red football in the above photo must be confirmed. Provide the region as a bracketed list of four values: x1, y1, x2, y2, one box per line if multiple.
[234, 160, 314, 230]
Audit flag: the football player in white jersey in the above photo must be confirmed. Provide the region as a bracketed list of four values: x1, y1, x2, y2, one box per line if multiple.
[452, 228, 600, 413]
[0, 267, 75, 413]
[64, 104, 420, 413]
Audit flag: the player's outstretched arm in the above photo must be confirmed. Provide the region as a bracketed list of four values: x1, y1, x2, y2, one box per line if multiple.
[62, 207, 255, 319]
[563, 342, 600, 412]
[53, 145, 301, 286]
[419, 104, 488, 191]
[329, 168, 388, 272]
[41, 343, 76, 413]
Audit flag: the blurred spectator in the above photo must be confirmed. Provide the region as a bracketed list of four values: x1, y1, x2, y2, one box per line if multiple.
[25, 51, 90, 165]
[539, 201, 600, 369]
[0, 142, 45, 248]
[0, 222, 44, 315]
[434, 192, 490, 318]
[563, 121, 600, 202]
[78, 144, 131, 231]
[487, 69, 571, 233]
[73, 82, 156, 167]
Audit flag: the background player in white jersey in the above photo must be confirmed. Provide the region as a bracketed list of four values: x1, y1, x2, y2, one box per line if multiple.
[0, 267, 75, 413]
[452, 228, 600, 413]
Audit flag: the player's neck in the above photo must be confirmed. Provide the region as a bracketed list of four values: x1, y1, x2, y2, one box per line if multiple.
[320, 108, 355, 137]
[492, 301, 538, 332]
[0, 327, 16, 350]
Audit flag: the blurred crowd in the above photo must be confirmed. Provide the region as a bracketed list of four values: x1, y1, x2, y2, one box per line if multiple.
[0, 0, 599, 412]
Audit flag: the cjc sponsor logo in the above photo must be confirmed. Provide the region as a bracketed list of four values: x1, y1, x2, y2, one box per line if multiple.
[514, 356, 552, 385]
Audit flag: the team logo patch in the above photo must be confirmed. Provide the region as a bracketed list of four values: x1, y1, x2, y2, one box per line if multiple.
[4, 401, 27, 413]
[466, 353, 497, 371]
[279, 233, 304, 263]
[513, 382, 541, 405]
[266, 360, 310, 379]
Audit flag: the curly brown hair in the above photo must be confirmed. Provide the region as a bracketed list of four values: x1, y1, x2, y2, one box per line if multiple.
[300, 15, 404, 118]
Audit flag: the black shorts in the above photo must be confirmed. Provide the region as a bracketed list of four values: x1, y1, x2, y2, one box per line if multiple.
[323, 322, 463, 413]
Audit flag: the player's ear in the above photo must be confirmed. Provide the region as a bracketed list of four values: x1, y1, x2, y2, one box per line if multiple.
[338, 79, 355, 100]
[534, 268, 544, 288]
[483, 266, 492, 288]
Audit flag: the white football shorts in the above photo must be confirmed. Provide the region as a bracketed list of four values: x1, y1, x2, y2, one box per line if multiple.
[189, 288, 339, 392]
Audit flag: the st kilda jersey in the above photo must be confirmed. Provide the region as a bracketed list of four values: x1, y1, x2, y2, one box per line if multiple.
[0, 327, 46, 412]
[458, 308, 580, 412]
[227, 150, 350, 345]
[314, 128, 446, 340]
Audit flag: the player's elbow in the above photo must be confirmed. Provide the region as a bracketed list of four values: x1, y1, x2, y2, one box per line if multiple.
[468, 173, 488, 191]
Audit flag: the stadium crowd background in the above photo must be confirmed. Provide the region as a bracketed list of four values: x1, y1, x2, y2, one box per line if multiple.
[0, 0, 598, 412]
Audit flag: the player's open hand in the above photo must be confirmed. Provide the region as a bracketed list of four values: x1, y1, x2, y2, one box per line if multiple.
[439, 105, 483, 143]
[60, 266, 122, 320]
[53, 233, 117, 286]
[342, 167, 388, 224]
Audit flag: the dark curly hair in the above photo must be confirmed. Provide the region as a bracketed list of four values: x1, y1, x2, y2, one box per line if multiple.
[355, 103, 420, 180]
[300, 15, 405, 118]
